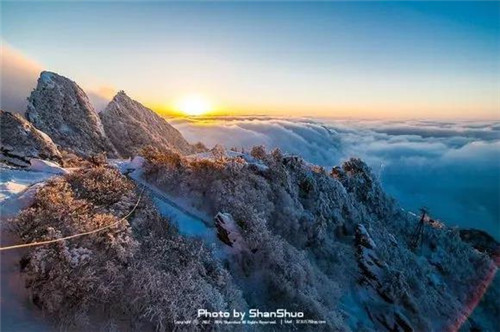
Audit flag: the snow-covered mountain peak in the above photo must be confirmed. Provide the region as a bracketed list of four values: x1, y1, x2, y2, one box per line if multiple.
[114, 90, 128, 99]
[39, 71, 56, 86]
[103, 90, 128, 105]
[25, 71, 118, 157]
[100, 91, 194, 157]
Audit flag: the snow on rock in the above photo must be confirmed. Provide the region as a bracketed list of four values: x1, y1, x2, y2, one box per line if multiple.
[29, 159, 68, 175]
[0, 167, 57, 220]
[355, 224, 385, 287]
[357, 224, 377, 249]
[214, 212, 247, 253]
[40, 71, 55, 85]
[0, 167, 53, 202]
[129, 156, 145, 169]
[100, 91, 194, 157]
[25, 71, 118, 157]
[109, 156, 145, 175]
[0, 182, 45, 219]
[0, 110, 62, 167]
[354, 224, 417, 332]
[0, 161, 70, 219]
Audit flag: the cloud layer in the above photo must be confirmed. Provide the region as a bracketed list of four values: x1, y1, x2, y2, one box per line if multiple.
[0, 43, 113, 113]
[1, 43, 41, 113]
[172, 116, 500, 239]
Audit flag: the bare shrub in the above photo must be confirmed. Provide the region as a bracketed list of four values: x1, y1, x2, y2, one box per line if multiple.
[13, 167, 245, 331]
[66, 167, 135, 206]
[14, 175, 137, 328]
[193, 141, 208, 152]
[250, 145, 266, 160]
[211, 144, 226, 161]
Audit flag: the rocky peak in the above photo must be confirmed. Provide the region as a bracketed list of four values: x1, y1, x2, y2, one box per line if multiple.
[0, 110, 61, 167]
[25, 71, 118, 157]
[114, 90, 128, 99]
[99, 91, 194, 158]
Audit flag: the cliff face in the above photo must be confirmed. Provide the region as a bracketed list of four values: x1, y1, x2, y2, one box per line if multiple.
[0, 110, 61, 167]
[25, 72, 117, 157]
[100, 91, 193, 158]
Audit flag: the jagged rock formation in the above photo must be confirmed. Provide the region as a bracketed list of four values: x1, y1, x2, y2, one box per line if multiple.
[25, 71, 117, 157]
[0, 110, 61, 167]
[99, 91, 193, 157]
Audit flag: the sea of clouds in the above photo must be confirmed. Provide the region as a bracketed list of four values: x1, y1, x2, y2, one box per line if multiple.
[171, 116, 500, 239]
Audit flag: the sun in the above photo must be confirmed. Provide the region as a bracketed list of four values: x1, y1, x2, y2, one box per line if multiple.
[175, 95, 212, 116]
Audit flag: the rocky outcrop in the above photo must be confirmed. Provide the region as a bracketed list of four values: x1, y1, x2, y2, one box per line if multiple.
[355, 224, 418, 332]
[99, 91, 193, 158]
[355, 224, 386, 286]
[0, 110, 61, 167]
[214, 212, 247, 252]
[460, 229, 500, 265]
[25, 71, 117, 157]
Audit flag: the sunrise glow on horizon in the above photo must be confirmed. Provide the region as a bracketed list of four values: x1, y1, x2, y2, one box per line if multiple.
[174, 95, 213, 116]
[2, 1, 499, 120]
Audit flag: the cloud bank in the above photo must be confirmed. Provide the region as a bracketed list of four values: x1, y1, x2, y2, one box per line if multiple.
[172, 117, 500, 239]
[1, 44, 113, 113]
[1, 43, 41, 113]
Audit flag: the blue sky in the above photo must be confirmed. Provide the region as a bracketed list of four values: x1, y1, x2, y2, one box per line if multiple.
[2, 1, 499, 118]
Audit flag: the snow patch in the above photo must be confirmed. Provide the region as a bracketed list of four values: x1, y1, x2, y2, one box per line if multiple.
[29, 159, 68, 174]
[109, 156, 145, 174]
[0, 167, 53, 202]
[40, 71, 55, 84]
[1, 183, 45, 219]
[0, 166, 59, 222]
[153, 197, 214, 240]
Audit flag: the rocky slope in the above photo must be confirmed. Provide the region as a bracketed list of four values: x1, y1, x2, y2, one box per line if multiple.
[141, 148, 498, 331]
[0, 110, 61, 167]
[99, 91, 193, 157]
[25, 71, 117, 157]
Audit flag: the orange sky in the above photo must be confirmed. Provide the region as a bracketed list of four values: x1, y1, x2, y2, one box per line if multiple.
[2, 42, 499, 120]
